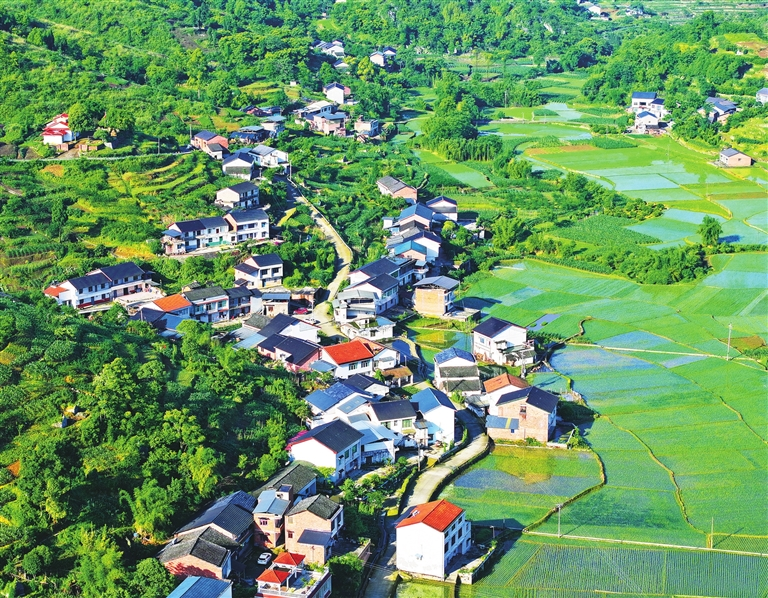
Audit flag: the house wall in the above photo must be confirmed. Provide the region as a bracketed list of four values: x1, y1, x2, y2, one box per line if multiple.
[723, 154, 751, 167]
[394, 187, 418, 203]
[422, 407, 455, 444]
[396, 524, 446, 578]
[492, 402, 554, 443]
[162, 554, 230, 580]
[254, 513, 283, 548]
[414, 288, 450, 317]
[332, 359, 374, 379]
[290, 439, 360, 481]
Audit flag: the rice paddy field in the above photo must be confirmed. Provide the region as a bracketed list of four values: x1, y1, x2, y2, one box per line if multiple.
[526, 135, 768, 247]
[454, 536, 768, 598]
[457, 258, 768, 552]
[438, 446, 602, 527]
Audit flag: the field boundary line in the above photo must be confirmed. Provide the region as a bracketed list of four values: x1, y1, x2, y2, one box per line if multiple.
[523, 530, 768, 558]
[603, 416, 703, 537]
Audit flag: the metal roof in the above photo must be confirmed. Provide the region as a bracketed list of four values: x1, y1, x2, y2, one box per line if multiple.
[289, 419, 363, 453]
[434, 347, 474, 364]
[496, 386, 559, 413]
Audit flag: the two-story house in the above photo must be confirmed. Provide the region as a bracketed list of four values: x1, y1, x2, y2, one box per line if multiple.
[483, 373, 529, 412]
[255, 553, 331, 598]
[348, 257, 415, 288]
[224, 209, 270, 243]
[253, 487, 291, 548]
[193, 131, 229, 158]
[215, 182, 259, 210]
[257, 334, 322, 373]
[285, 495, 344, 565]
[184, 286, 230, 323]
[396, 499, 471, 580]
[368, 400, 418, 436]
[323, 82, 350, 104]
[288, 420, 363, 483]
[488, 386, 559, 444]
[312, 112, 349, 136]
[221, 152, 256, 180]
[44, 262, 152, 309]
[262, 115, 286, 137]
[162, 216, 230, 254]
[340, 315, 396, 342]
[225, 286, 254, 320]
[332, 273, 399, 323]
[630, 91, 657, 113]
[425, 196, 458, 222]
[234, 254, 284, 288]
[413, 276, 459, 317]
[321, 338, 378, 379]
[410, 388, 456, 445]
[433, 348, 482, 397]
[473, 316, 535, 366]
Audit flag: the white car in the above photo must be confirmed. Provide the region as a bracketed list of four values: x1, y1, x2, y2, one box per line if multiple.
[257, 552, 273, 566]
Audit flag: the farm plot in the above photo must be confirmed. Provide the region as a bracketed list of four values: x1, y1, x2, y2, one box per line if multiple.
[438, 446, 602, 527]
[412, 150, 493, 188]
[460, 260, 768, 546]
[479, 122, 592, 140]
[552, 215, 661, 245]
[460, 537, 768, 597]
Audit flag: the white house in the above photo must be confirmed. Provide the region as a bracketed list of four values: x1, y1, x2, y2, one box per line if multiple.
[483, 372, 530, 410]
[426, 196, 458, 222]
[410, 388, 456, 445]
[42, 113, 77, 146]
[349, 257, 415, 288]
[635, 110, 660, 133]
[288, 420, 363, 482]
[316, 40, 345, 58]
[44, 262, 152, 310]
[215, 182, 259, 210]
[433, 348, 482, 397]
[250, 145, 290, 168]
[221, 152, 256, 180]
[367, 400, 418, 435]
[321, 338, 376, 379]
[234, 253, 284, 288]
[351, 420, 397, 464]
[630, 92, 657, 113]
[472, 316, 534, 366]
[340, 315, 396, 342]
[332, 273, 399, 323]
[303, 382, 376, 422]
[323, 82, 350, 105]
[396, 499, 471, 579]
[224, 209, 270, 243]
[757, 88, 768, 105]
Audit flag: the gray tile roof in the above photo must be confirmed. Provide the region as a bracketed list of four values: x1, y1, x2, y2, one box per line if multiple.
[473, 316, 523, 338]
[287, 494, 341, 520]
[183, 286, 228, 302]
[414, 276, 459, 291]
[176, 491, 256, 537]
[98, 262, 145, 281]
[289, 419, 363, 453]
[259, 463, 317, 495]
[370, 400, 417, 422]
[442, 379, 483, 393]
[437, 365, 480, 379]
[496, 386, 559, 414]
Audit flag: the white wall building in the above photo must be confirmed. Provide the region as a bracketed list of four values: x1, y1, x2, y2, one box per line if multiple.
[472, 316, 534, 366]
[288, 420, 363, 483]
[410, 388, 456, 445]
[396, 499, 471, 579]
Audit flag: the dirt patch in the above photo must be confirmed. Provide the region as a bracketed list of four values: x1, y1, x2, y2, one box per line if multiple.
[7, 461, 19, 477]
[42, 164, 64, 177]
[729, 335, 765, 351]
[0, 144, 16, 157]
[0, 183, 22, 196]
[560, 144, 597, 152]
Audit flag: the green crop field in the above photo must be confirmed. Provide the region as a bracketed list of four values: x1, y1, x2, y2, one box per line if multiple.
[459, 258, 768, 550]
[457, 537, 768, 597]
[439, 446, 602, 527]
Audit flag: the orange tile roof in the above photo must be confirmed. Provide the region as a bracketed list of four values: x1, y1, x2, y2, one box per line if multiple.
[356, 337, 386, 355]
[152, 294, 192, 312]
[324, 338, 374, 365]
[44, 286, 66, 297]
[257, 568, 290, 584]
[273, 552, 305, 566]
[484, 373, 529, 394]
[396, 499, 463, 532]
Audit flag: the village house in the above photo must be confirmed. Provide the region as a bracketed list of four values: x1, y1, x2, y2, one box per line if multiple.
[215, 182, 259, 211]
[473, 316, 535, 366]
[433, 348, 482, 397]
[162, 216, 229, 254]
[225, 286, 254, 320]
[413, 276, 459, 317]
[257, 462, 318, 504]
[340, 315, 396, 341]
[284, 495, 344, 565]
[488, 386, 559, 443]
[351, 420, 398, 464]
[321, 338, 376, 378]
[183, 286, 230, 323]
[323, 82, 351, 104]
[377, 176, 418, 204]
[250, 313, 320, 343]
[367, 400, 418, 436]
[221, 152, 256, 180]
[165, 576, 232, 598]
[192, 131, 229, 159]
[391, 240, 429, 263]
[262, 115, 286, 137]
[253, 487, 291, 548]
[303, 382, 378, 426]
[354, 117, 381, 137]
[315, 39, 345, 58]
[410, 388, 456, 445]
[719, 148, 753, 168]
[346, 373, 389, 396]
[630, 92, 657, 112]
[234, 253, 284, 288]
[333, 59, 349, 70]
[294, 100, 335, 123]
[44, 262, 153, 310]
[312, 111, 349, 136]
[288, 419, 363, 482]
[260, 287, 292, 317]
[158, 491, 256, 579]
[483, 372, 530, 412]
[42, 113, 77, 149]
[255, 553, 332, 598]
[634, 111, 660, 134]
[757, 88, 768, 105]
[426, 196, 458, 222]
[396, 499, 471, 580]
[387, 229, 442, 262]
[224, 209, 270, 243]
[148, 294, 193, 318]
[385, 204, 435, 232]
[332, 273, 399, 323]
[349, 257, 415, 288]
[229, 126, 268, 145]
[704, 97, 738, 122]
[257, 334, 322, 373]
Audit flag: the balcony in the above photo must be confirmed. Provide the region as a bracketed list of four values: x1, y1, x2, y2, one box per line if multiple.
[256, 570, 330, 598]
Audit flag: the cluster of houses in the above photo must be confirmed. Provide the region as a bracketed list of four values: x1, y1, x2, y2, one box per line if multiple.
[291, 96, 381, 140]
[629, 92, 670, 134]
[156, 463, 335, 597]
[190, 130, 291, 178]
[312, 39, 397, 71]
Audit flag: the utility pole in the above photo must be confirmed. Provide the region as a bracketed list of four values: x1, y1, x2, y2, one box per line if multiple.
[726, 323, 733, 361]
[710, 517, 714, 548]
[557, 504, 562, 537]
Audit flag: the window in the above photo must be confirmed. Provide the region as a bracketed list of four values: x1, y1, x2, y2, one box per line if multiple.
[259, 518, 269, 526]
[287, 531, 294, 539]
[352, 445, 357, 454]
[360, 360, 370, 368]
[345, 450, 350, 459]
[403, 419, 412, 428]
[348, 363, 358, 371]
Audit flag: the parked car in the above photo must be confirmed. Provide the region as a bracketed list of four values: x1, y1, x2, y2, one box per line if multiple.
[257, 552, 273, 566]
[294, 307, 309, 315]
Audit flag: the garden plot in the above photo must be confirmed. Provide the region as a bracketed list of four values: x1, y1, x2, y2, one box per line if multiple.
[479, 122, 592, 140]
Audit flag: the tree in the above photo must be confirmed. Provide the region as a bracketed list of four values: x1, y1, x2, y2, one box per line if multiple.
[698, 215, 722, 246]
[22, 545, 52, 577]
[328, 554, 363, 597]
[131, 559, 176, 598]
